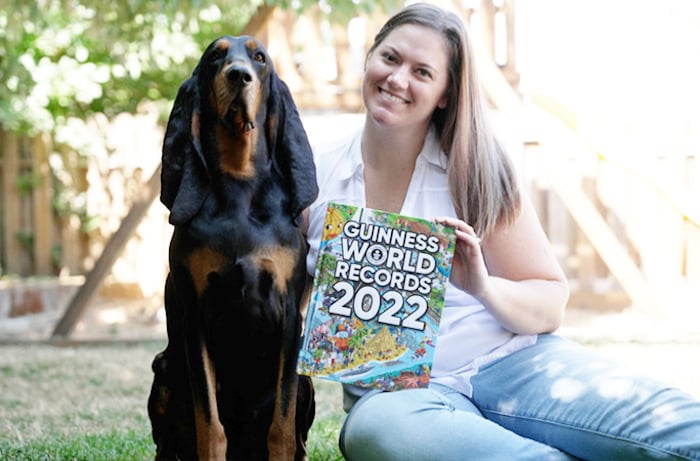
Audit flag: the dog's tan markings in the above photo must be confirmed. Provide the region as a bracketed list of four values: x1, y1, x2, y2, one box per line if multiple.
[266, 112, 278, 142]
[193, 345, 227, 460]
[267, 351, 298, 461]
[250, 246, 298, 295]
[243, 76, 262, 127]
[215, 38, 229, 52]
[211, 39, 232, 119]
[217, 123, 257, 179]
[213, 69, 232, 121]
[214, 53, 262, 180]
[245, 38, 258, 52]
[188, 248, 226, 295]
[191, 110, 201, 143]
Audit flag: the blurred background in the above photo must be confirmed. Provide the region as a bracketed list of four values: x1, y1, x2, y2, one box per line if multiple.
[1, 0, 697, 339]
[1, 1, 698, 458]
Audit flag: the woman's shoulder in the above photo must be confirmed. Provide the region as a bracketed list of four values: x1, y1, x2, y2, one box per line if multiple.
[312, 127, 362, 184]
[313, 129, 358, 161]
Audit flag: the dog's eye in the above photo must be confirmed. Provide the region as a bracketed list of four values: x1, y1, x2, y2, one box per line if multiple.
[253, 51, 266, 64]
[209, 49, 224, 62]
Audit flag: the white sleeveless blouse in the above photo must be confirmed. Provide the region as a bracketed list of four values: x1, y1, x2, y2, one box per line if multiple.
[305, 126, 536, 397]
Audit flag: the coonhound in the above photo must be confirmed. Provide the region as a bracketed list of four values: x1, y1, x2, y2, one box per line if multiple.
[147, 36, 317, 461]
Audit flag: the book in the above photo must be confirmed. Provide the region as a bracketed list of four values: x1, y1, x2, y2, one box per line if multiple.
[297, 202, 456, 391]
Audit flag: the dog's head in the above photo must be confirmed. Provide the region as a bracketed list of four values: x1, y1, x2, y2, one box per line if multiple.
[197, 36, 269, 137]
[161, 36, 318, 225]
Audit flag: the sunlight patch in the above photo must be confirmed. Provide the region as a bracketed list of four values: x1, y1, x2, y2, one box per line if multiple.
[651, 403, 681, 429]
[596, 378, 634, 398]
[542, 360, 566, 377]
[550, 377, 586, 402]
[497, 398, 518, 415]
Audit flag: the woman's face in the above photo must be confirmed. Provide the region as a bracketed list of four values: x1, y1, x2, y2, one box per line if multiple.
[363, 23, 450, 130]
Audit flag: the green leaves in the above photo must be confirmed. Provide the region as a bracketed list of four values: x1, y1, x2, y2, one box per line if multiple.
[0, 0, 393, 142]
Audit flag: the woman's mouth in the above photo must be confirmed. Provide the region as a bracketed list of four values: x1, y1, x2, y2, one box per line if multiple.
[379, 87, 408, 104]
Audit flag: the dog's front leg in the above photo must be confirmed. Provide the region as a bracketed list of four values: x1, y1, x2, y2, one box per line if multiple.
[267, 351, 301, 461]
[267, 292, 313, 461]
[186, 324, 227, 460]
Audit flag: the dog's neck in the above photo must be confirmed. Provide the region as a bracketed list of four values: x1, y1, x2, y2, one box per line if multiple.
[214, 123, 258, 180]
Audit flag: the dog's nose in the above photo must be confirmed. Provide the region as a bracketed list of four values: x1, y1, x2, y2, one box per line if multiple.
[227, 64, 253, 85]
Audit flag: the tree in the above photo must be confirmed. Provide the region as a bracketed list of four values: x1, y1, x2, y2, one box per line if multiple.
[0, 0, 399, 275]
[0, 0, 399, 142]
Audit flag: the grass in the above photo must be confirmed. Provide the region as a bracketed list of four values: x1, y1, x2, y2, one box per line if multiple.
[2, 326, 697, 460]
[0, 421, 343, 461]
[0, 341, 345, 461]
[0, 430, 153, 461]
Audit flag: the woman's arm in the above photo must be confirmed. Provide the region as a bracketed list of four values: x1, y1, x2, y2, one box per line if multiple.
[438, 198, 569, 335]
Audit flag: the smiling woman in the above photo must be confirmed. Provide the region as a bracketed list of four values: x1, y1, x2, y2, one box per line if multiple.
[362, 23, 449, 131]
[302, 2, 700, 460]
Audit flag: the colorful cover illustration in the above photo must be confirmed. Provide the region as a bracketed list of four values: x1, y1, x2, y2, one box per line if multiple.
[297, 202, 456, 391]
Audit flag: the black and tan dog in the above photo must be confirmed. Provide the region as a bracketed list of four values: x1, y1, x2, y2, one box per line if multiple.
[147, 36, 317, 461]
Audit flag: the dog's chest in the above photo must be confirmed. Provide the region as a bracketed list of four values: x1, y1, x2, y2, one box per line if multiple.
[187, 190, 292, 252]
[176, 187, 303, 301]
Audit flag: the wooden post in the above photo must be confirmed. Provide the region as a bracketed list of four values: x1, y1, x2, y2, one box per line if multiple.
[266, 8, 303, 92]
[59, 152, 87, 274]
[32, 133, 53, 275]
[501, 0, 519, 86]
[333, 21, 362, 109]
[479, 0, 496, 61]
[241, 4, 276, 38]
[1, 130, 23, 274]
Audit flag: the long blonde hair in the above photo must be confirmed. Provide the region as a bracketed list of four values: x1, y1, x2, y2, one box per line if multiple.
[369, 3, 521, 237]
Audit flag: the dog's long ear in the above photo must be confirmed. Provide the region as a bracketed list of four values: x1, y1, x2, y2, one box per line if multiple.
[161, 72, 209, 225]
[265, 72, 318, 222]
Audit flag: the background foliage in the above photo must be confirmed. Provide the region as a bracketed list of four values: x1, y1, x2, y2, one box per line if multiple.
[0, 0, 395, 150]
[0, 0, 398, 276]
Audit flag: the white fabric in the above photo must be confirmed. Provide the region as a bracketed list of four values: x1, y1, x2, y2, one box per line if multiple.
[306, 125, 536, 397]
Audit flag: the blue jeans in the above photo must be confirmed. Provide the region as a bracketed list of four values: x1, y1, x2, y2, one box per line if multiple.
[339, 335, 700, 460]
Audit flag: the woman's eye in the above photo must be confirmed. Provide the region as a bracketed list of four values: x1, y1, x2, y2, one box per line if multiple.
[382, 52, 397, 63]
[417, 68, 432, 79]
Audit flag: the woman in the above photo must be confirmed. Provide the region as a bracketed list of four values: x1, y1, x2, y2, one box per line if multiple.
[304, 3, 700, 460]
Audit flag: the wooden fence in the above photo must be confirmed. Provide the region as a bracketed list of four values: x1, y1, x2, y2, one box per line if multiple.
[524, 96, 700, 311]
[0, 130, 81, 277]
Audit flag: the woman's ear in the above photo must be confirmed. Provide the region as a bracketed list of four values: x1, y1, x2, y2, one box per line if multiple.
[437, 95, 448, 109]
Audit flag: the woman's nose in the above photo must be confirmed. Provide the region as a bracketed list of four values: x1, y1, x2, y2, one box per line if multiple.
[386, 66, 409, 89]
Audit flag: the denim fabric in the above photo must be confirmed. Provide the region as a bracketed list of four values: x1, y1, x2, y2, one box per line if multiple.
[340, 335, 700, 460]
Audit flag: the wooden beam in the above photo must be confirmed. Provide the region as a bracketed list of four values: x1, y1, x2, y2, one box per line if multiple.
[473, 55, 656, 309]
[549, 169, 655, 310]
[241, 4, 276, 38]
[51, 165, 162, 337]
[32, 134, 53, 275]
[1, 130, 23, 274]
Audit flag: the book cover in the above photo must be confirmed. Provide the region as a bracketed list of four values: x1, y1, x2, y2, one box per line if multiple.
[297, 202, 456, 391]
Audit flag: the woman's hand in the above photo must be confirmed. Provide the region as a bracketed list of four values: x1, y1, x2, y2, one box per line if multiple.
[434, 216, 489, 297]
[435, 200, 570, 335]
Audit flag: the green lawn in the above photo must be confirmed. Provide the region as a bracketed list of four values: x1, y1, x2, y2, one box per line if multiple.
[3, 330, 697, 460]
[0, 342, 345, 460]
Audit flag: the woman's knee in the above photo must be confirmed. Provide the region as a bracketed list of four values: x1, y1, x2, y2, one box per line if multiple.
[340, 389, 434, 460]
[340, 387, 467, 460]
[341, 392, 407, 448]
